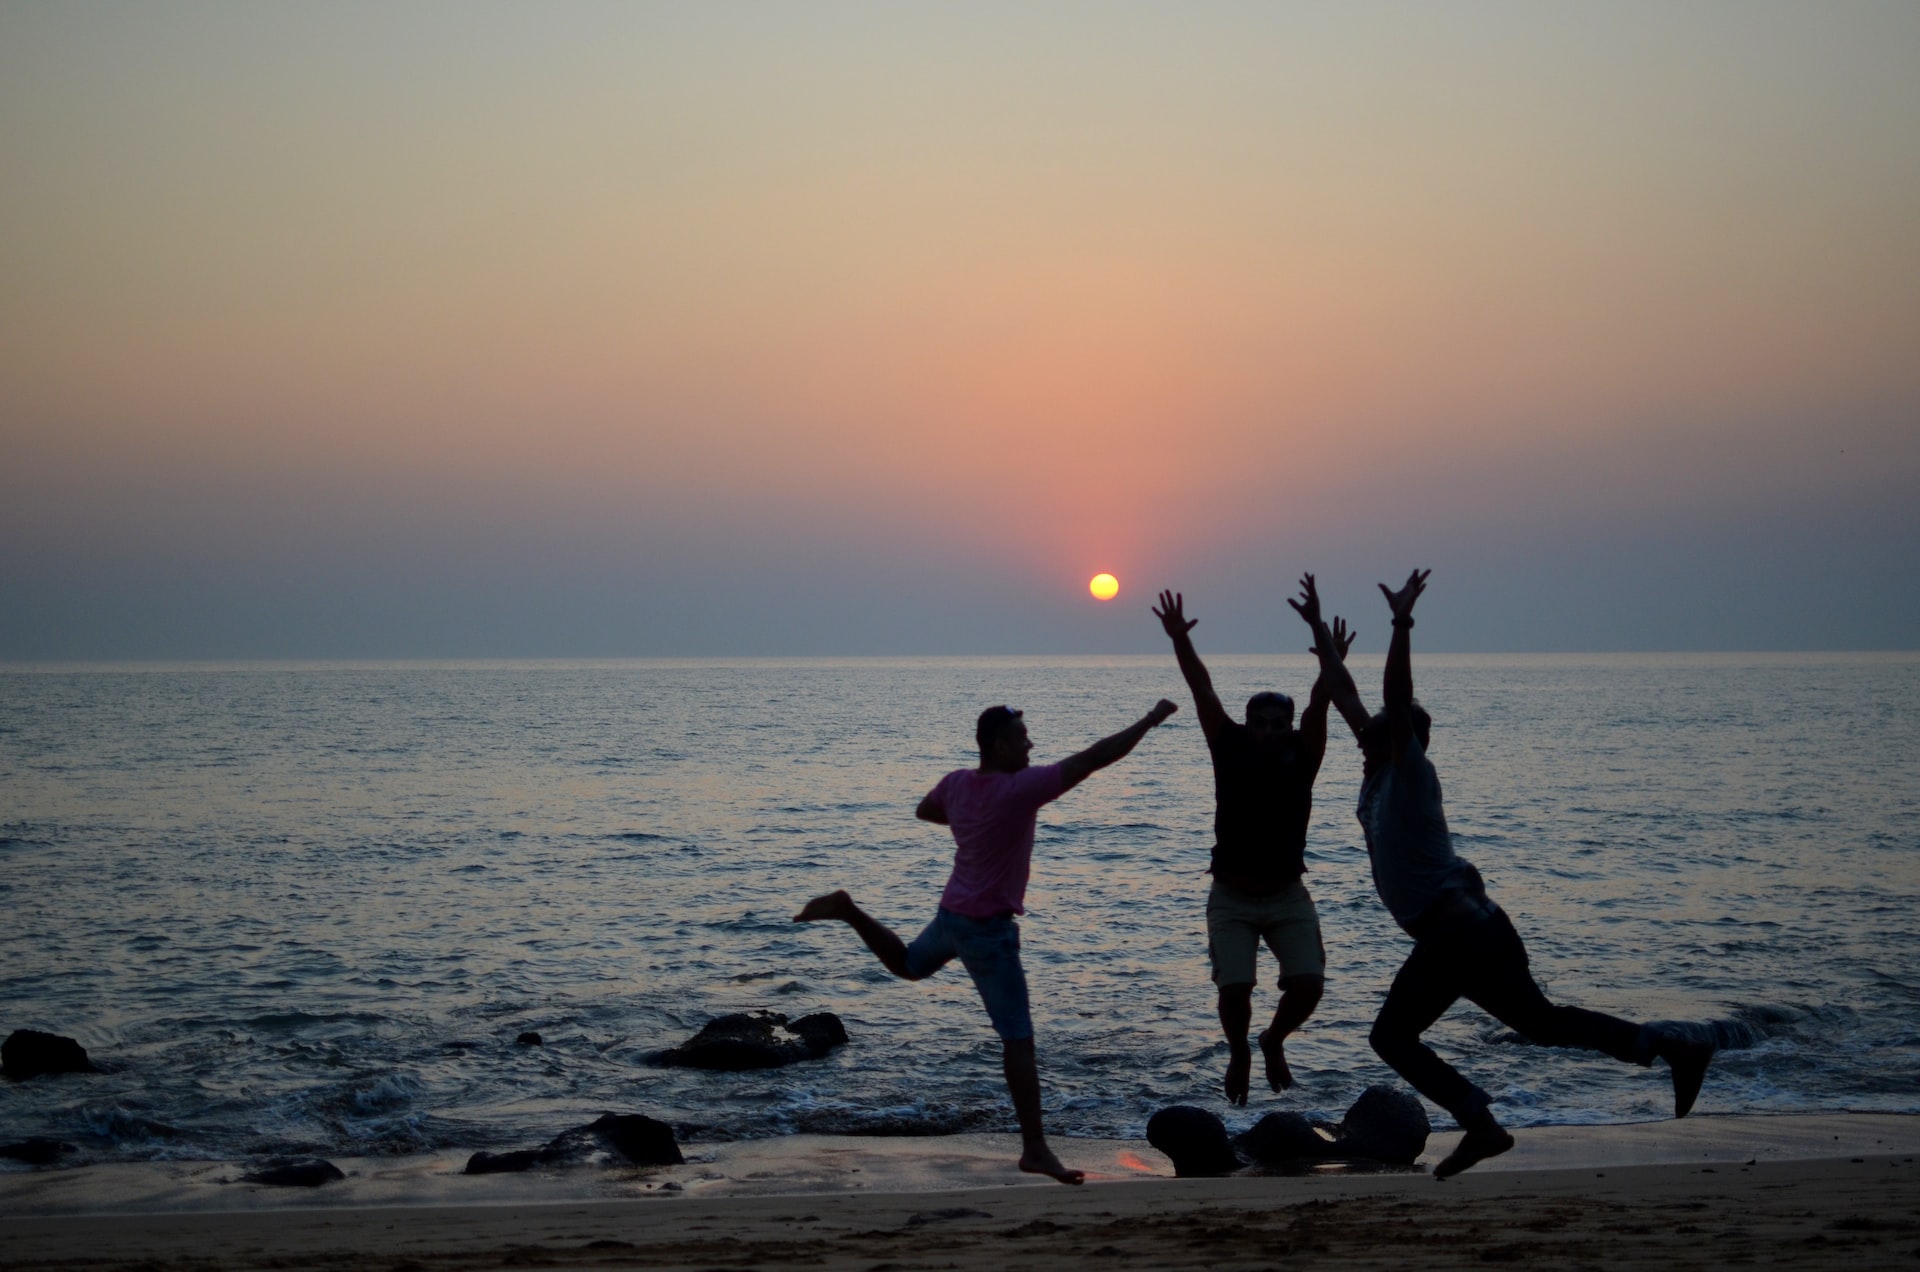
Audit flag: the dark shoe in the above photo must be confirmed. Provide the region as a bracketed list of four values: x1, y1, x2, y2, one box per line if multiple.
[1434, 1124, 1514, 1179]
[1663, 1037, 1714, 1118]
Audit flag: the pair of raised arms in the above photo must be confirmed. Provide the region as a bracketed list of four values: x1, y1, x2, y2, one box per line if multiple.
[1153, 569, 1431, 749]
[1291, 569, 1432, 755]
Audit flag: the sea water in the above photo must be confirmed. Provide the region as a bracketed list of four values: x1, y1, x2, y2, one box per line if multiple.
[2, 654, 1916, 1165]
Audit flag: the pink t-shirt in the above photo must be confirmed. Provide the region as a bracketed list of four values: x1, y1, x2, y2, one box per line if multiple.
[925, 763, 1068, 918]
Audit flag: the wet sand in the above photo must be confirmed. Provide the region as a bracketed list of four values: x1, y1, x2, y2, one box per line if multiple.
[3, 1114, 1916, 1269]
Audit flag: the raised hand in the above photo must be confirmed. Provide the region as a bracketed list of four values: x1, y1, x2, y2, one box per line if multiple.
[1148, 698, 1179, 725]
[1310, 615, 1356, 662]
[1287, 574, 1323, 628]
[1378, 569, 1431, 622]
[1153, 590, 1197, 639]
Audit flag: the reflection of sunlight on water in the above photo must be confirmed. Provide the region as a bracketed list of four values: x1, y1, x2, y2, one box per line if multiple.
[1115, 1150, 1158, 1173]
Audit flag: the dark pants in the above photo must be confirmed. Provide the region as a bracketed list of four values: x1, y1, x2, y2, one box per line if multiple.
[1369, 904, 1648, 1122]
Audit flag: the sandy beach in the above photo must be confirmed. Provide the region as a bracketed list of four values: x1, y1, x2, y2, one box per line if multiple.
[4, 1114, 1916, 1269]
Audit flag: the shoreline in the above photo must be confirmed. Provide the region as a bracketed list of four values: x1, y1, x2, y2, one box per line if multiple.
[2, 1116, 1915, 1270]
[2, 1112, 1914, 1217]
[0, 1134, 1914, 1271]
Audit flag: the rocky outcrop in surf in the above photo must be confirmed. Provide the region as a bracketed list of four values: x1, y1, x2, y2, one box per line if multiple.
[0, 1137, 76, 1166]
[651, 1011, 848, 1070]
[2, 1030, 97, 1081]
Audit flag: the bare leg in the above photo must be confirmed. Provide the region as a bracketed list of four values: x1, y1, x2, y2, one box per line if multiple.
[1257, 974, 1324, 1092]
[793, 890, 914, 979]
[1003, 1037, 1083, 1185]
[1217, 985, 1253, 1106]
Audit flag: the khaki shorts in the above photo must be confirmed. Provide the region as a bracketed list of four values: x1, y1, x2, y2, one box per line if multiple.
[1206, 877, 1326, 988]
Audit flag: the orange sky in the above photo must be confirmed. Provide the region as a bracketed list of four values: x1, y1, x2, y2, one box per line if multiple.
[3, 3, 1916, 654]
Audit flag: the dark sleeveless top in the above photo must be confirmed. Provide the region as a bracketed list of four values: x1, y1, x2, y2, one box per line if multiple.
[1206, 722, 1317, 893]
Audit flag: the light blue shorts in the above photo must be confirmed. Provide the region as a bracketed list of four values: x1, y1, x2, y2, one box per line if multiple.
[903, 907, 1034, 1041]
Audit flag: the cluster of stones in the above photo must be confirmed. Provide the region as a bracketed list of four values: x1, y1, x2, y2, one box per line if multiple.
[1147, 1084, 1431, 1176]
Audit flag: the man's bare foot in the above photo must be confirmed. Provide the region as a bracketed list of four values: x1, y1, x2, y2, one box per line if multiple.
[793, 890, 853, 923]
[1018, 1145, 1085, 1185]
[1433, 1124, 1515, 1179]
[1223, 1047, 1251, 1106]
[1257, 1029, 1294, 1091]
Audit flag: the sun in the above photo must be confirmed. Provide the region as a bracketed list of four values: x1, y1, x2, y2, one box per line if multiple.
[1089, 573, 1120, 601]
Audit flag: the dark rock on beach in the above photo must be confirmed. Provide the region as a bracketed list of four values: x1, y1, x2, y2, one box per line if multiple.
[1233, 1110, 1332, 1165]
[242, 1159, 345, 1187]
[1152, 1085, 1429, 1176]
[653, 1011, 847, 1070]
[1336, 1083, 1429, 1165]
[2, 1030, 98, 1081]
[546, 1113, 684, 1166]
[464, 1148, 546, 1175]
[1146, 1105, 1244, 1177]
[0, 1137, 76, 1166]
[463, 1112, 684, 1176]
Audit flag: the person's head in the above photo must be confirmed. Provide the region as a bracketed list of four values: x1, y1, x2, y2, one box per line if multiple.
[976, 705, 1032, 771]
[1245, 691, 1294, 741]
[1359, 703, 1432, 770]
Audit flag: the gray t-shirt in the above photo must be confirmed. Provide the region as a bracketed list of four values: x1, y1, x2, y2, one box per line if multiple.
[1355, 734, 1481, 932]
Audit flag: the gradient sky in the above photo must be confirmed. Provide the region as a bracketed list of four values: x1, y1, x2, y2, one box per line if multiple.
[3, 1, 1917, 656]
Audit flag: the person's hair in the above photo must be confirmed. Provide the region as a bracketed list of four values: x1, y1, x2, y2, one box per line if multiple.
[975, 705, 1024, 758]
[1245, 691, 1294, 728]
[1360, 703, 1432, 768]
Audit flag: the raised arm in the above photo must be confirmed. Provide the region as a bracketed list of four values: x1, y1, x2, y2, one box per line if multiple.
[1296, 613, 1356, 774]
[1289, 574, 1370, 740]
[1152, 591, 1230, 741]
[1378, 568, 1431, 762]
[1059, 699, 1178, 792]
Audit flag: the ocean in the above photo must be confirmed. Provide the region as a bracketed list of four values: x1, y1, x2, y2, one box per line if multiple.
[2, 654, 1916, 1166]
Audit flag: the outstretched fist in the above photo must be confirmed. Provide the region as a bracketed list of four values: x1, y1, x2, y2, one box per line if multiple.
[1148, 698, 1179, 725]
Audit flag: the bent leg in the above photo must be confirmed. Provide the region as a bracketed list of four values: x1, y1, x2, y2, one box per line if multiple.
[1372, 946, 1515, 1179]
[792, 890, 919, 979]
[1216, 984, 1254, 1106]
[1255, 881, 1327, 1092]
[1463, 909, 1713, 1116]
[1207, 883, 1262, 1104]
[1260, 973, 1324, 1092]
[1369, 943, 1491, 1123]
[1462, 911, 1644, 1064]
